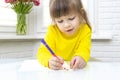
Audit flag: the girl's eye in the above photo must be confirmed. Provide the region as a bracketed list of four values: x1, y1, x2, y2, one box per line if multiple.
[68, 16, 75, 20]
[57, 20, 63, 23]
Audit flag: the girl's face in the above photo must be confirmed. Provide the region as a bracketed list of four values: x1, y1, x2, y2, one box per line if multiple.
[54, 13, 82, 36]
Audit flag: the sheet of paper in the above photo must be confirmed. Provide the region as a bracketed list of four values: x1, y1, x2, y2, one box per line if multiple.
[18, 59, 72, 72]
[18, 59, 49, 72]
[18, 59, 90, 80]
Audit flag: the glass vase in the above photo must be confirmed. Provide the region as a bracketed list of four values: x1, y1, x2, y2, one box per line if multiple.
[16, 13, 27, 35]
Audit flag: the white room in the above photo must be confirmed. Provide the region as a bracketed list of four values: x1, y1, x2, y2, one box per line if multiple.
[0, 0, 120, 80]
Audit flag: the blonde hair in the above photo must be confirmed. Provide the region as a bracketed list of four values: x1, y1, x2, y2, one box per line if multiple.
[49, 0, 91, 29]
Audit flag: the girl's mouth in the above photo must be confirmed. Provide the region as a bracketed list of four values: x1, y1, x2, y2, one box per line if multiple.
[66, 28, 74, 32]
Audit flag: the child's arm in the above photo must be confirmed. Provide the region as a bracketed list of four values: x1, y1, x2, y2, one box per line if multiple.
[37, 25, 56, 67]
[71, 24, 92, 69]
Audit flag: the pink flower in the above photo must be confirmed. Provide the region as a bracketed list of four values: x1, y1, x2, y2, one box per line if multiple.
[33, 0, 40, 6]
[5, 0, 9, 3]
[5, 0, 40, 6]
[5, 0, 13, 3]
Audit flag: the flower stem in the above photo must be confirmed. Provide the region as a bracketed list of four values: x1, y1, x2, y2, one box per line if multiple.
[16, 14, 26, 35]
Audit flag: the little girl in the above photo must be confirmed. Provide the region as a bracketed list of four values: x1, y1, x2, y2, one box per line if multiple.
[37, 0, 92, 70]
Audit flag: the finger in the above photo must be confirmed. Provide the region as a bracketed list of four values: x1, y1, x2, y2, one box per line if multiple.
[79, 62, 86, 69]
[70, 58, 76, 69]
[72, 64, 77, 70]
[72, 61, 80, 70]
[72, 59, 81, 70]
[50, 60, 63, 70]
[52, 57, 64, 65]
[52, 57, 61, 63]
[49, 62, 61, 70]
[50, 59, 62, 67]
[50, 64, 61, 70]
[58, 56, 64, 64]
[58, 56, 63, 60]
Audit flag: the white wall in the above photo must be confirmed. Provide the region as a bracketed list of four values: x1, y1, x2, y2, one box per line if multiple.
[0, 40, 34, 58]
[91, 0, 120, 61]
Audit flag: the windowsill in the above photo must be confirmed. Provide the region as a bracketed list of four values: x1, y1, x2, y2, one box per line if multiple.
[0, 35, 42, 40]
[0, 33, 113, 40]
[92, 33, 113, 40]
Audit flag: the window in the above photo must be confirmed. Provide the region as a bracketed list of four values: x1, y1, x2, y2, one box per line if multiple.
[0, 7, 16, 26]
[37, 0, 113, 39]
[0, 0, 16, 34]
[36, 0, 96, 37]
[0, 0, 112, 39]
[0, 0, 36, 36]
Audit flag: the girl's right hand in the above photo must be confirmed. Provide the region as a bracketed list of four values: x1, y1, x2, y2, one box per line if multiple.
[48, 56, 64, 70]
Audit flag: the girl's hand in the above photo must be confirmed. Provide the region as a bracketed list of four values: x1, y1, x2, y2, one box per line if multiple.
[48, 56, 64, 70]
[70, 56, 86, 70]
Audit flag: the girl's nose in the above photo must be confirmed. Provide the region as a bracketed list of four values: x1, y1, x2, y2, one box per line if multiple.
[64, 21, 70, 28]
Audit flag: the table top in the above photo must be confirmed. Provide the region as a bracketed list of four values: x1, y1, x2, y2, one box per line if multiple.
[0, 59, 120, 80]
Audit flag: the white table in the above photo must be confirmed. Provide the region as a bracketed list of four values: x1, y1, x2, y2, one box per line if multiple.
[0, 59, 120, 80]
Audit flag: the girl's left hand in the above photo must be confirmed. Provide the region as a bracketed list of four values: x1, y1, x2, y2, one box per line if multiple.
[70, 56, 86, 70]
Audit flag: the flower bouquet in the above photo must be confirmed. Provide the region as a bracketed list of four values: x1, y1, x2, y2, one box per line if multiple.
[5, 0, 40, 35]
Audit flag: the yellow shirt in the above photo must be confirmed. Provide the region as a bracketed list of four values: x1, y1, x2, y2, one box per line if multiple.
[37, 23, 92, 67]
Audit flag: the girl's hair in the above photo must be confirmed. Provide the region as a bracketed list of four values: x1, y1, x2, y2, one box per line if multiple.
[49, 0, 91, 29]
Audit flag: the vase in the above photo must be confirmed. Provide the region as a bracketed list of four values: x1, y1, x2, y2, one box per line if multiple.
[16, 13, 27, 35]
